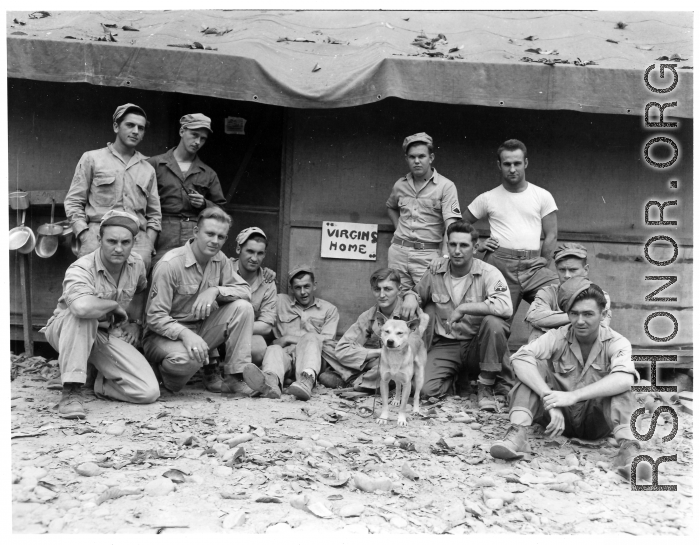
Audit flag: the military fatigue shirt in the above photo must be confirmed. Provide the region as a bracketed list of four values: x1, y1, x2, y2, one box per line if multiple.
[273, 294, 339, 341]
[147, 148, 227, 215]
[47, 249, 147, 326]
[411, 258, 512, 346]
[386, 169, 462, 244]
[64, 143, 161, 237]
[146, 241, 251, 340]
[526, 284, 612, 341]
[231, 259, 277, 326]
[335, 297, 408, 368]
[511, 324, 639, 391]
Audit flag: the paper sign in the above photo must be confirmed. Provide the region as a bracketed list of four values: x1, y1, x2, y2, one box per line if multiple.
[321, 221, 378, 261]
[224, 117, 246, 135]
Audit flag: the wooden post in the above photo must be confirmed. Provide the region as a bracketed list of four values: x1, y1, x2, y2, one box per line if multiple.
[18, 252, 34, 356]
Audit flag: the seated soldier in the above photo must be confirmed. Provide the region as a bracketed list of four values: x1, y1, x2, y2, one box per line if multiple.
[401, 220, 513, 411]
[229, 227, 278, 364]
[44, 210, 160, 419]
[143, 207, 255, 395]
[240, 265, 339, 401]
[319, 267, 406, 391]
[526, 242, 612, 342]
[490, 277, 651, 481]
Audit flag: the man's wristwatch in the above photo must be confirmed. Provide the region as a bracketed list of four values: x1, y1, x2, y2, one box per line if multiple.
[129, 319, 143, 326]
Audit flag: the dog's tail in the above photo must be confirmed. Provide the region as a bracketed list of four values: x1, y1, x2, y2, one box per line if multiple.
[416, 309, 430, 337]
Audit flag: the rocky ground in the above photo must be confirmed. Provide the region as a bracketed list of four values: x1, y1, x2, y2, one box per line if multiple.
[11, 353, 693, 535]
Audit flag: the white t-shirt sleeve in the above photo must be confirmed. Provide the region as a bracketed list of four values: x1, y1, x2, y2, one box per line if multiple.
[467, 192, 488, 220]
[539, 188, 558, 218]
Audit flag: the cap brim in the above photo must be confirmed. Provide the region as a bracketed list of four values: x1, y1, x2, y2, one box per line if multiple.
[184, 123, 212, 132]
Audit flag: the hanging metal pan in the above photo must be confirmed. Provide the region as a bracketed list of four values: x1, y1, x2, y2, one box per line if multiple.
[35, 199, 62, 258]
[37, 199, 63, 236]
[9, 210, 31, 250]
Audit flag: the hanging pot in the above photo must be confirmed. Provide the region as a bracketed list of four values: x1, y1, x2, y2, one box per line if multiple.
[9, 190, 29, 210]
[35, 199, 62, 258]
[9, 210, 33, 251]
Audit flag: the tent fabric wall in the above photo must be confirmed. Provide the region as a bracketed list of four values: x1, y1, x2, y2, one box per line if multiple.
[6, 10, 693, 116]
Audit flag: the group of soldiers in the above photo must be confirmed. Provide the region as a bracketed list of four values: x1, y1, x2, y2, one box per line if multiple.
[42, 105, 648, 481]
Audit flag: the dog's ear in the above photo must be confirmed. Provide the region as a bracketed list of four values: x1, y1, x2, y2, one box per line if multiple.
[406, 317, 420, 332]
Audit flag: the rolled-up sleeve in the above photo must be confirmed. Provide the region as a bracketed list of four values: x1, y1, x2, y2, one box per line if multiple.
[467, 193, 487, 221]
[257, 284, 278, 326]
[145, 170, 162, 232]
[511, 329, 559, 368]
[64, 153, 93, 237]
[386, 183, 399, 210]
[217, 260, 252, 302]
[335, 311, 372, 367]
[321, 305, 340, 341]
[146, 264, 186, 340]
[525, 288, 561, 327]
[608, 334, 638, 380]
[483, 269, 513, 319]
[63, 264, 96, 307]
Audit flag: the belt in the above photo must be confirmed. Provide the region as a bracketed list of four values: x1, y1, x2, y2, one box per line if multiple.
[391, 236, 440, 250]
[493, 247, 540, 259]
[162, 214, 197, 222]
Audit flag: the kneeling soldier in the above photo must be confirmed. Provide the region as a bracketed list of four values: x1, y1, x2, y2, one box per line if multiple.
[241, 265, 339, 401]
[44, 210, 160, 419]
[490, 277, 651, 482]
[143, 207, 255, 395]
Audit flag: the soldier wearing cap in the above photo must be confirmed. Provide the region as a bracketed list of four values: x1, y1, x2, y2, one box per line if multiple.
[526, 242, 612, 342]
[463, 139, 559, 324]
[143, 207, 255, 396]
[148, 113, 227, 265]
[43, 210, 160, 419]
[65, 104, 161, 271]
[229, 227, 278, 363]
[490, 277, 650, 483]
[386, 132, 462, 294]
[240, 265, 339, 401]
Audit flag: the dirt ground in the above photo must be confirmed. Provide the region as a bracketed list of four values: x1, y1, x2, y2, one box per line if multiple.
[11, 354, 693, 535]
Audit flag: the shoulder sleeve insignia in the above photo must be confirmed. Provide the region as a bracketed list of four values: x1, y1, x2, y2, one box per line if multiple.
[451, 200, 461, 215]
[494, 280, 508, 293]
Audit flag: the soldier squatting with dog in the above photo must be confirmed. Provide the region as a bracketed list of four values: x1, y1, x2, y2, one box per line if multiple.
[44, 114, 647, 481]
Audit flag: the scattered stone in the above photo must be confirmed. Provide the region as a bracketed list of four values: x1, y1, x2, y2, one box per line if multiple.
[307, 501, 334, 518]
[290, 495, 309, 509]
[383, 435, 396, 445]
[144, 477, 176, 496]
[21, 466, 48, 481]
[75, 462, 102, 477]
[390, 516, 408, 528]
[213, 466, 233, 478]
[34, 486, 58, 502]
[483, 488, 515, 504]
[464, 500, 486, 517]
[339, 502, 365, 517]
[485, 498, 504, 510]
[222, 510, 246, 529]
[564, 454, 580, 467]
[401, 462, 420, 481]
[226, 433, 255, 447]
[105, 424, 125, 436]
[317, 439, 334, 448]
[474, 476, 496, 487]
[441, 502, 466, 523]
[470, 423, 482, 430]
[48, 518, 65, 533]
[556, 472, 581, 484]
[354, 473, 393, 493]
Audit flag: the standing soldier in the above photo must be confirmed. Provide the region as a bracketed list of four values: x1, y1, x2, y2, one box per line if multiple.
[386, 132, 462, 293]
[464, 139, 559, 322]
[64, 104, 161, 271]
[148, 114, 227, 265]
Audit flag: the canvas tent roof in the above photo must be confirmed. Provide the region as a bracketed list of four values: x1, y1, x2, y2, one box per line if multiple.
[6, 10, 693, 116]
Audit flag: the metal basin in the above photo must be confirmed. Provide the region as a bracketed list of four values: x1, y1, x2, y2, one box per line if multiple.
[36, 233, 59, 258]
[9, 210, 33, 251]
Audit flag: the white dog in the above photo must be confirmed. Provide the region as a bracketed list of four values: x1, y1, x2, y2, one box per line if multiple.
[376, 311, 430, 426]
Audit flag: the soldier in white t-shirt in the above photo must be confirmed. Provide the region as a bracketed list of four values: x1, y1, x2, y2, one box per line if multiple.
[464, 139, 559, 322]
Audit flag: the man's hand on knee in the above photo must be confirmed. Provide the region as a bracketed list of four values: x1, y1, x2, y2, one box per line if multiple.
[543, 390, 578, 411]
[179, 329, 209, 365]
